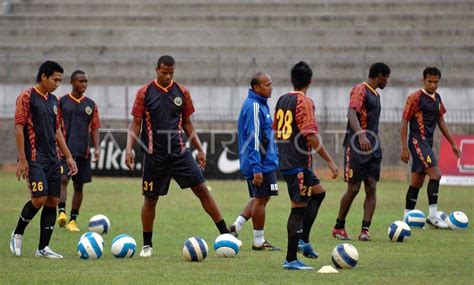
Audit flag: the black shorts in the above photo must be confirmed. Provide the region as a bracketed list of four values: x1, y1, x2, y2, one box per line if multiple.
[27, 160, 61, 198]
[283, 168, 320, 203]
[142, 149, 205, 197]
[409, 137, 437, 173]
[343, 146, 382, 183]
[61, 157, 92, 184]
[246, 171, 278, 198]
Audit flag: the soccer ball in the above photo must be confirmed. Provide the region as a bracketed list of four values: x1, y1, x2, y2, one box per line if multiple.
[182, 236, 209, 262]
[77, 232, 104, 259]
[388, 221, 411, 242]
[88, 214, 110, 234]
[403, 209, 426, 228]
[214, 233, 240, 257]
[111, 234, 137, 258]
[331, 243, 359, 269]
[446, 211, 469, 230]
[437, 211, 449, 223]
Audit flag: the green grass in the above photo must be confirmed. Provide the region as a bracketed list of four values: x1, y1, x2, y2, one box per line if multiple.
[0, 172, 473, 284]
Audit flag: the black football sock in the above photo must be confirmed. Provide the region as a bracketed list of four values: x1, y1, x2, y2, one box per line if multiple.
[70, 209, 79, 221]
[405, 186, 420, 210]
[427, 179, 440, 205]
[335, 218, 345, 229]
[143, 231, 153, 247]
[362, 220, 371, 231]
[215, 219, 230, 234]
[301, 192, 326, 243]
[286, 207, 305, 262]
[57, 202, 66, 214]
[14, 201, 40, 235]
[38, 206, 56, 250]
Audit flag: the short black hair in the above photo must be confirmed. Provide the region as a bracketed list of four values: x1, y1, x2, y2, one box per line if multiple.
[423, 66, 441, 79]
[368, 62, 391, 78]
[157, 55, 175, 68]
[70, 70, 86, 81]
[250, 72, 265, 90]
[36, 61, 64, 83]
[291, 61, 312, 90]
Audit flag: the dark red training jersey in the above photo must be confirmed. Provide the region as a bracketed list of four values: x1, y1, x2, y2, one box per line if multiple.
[59, 93, 100, 158]
[131, 80, 195, 155]
[14, 87, 60, 162]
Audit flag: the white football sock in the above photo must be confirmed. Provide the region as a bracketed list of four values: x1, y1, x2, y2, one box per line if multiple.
[233, 215, 247, 233]
[429, 205, 437, 219]
[253, 229, 264, 246]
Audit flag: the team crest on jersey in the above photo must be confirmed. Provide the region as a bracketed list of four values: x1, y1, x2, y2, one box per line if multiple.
[85, 106, 93, 115]
[53, 105, 58, 115]
[173, 97, 183, 107]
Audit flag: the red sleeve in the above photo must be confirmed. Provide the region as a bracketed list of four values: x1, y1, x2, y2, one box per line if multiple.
[295, 95, 318, 137]
[348, 84, 366, 113]
[55, 99, 60, 130]
[90, 104, 101, 130]
[177, 83, 195, 117]
[14, 89, 31, 125]
[438, 95, 447, 117]
[402, 92, 421, 120]
[131, 84, 148, 118]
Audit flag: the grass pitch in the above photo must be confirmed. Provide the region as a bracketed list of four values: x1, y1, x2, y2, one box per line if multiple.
[0, 172, 473, 284]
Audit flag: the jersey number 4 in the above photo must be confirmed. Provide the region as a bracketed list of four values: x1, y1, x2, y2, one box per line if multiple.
[276, 109, 293, 140]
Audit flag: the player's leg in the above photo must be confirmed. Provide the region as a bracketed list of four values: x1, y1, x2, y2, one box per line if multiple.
[332, 181, 361, 240]
[299, 170, 325, 258]
[10, 161, 46, 256]
[141, 195, 158, 257]
[425, 165, 448, 228]
[191, 183, 231, 234]
[230, 199, 253, 235]
[36, 161, 63, 258]
[57, 159, 69, 227]
[283, 173, 313, 270]
[65, 181, 83, 232]
[404, 172, 425, 217]
[359, 177, 377, 241]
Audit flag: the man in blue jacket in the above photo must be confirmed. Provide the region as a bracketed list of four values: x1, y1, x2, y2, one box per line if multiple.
[230, 72, 280, 251]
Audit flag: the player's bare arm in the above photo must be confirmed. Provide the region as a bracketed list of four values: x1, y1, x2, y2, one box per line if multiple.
[182, 115, 206, 170]
[306, 134, 338, 179]
[125, 116, 142, 170]
[91, 128, 100, 162]
[400, 118, 410, 163]
[347, 107, 371, 151]
[15, 124, 28, 181]
[56, 128, 78, 176]
[438, 116, 461, 158]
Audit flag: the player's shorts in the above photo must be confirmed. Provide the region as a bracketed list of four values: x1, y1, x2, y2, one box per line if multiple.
[142, 149, 205, 197]
[27, 160, 61, 198]
[343, 145, 382, 183]
[283, 168, 320, 203]
[408, 137, 437, 173]
[61, 157, 92, 184]
[246, 171, 278, 198]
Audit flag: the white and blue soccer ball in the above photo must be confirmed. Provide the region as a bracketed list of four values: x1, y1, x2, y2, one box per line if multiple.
[77, 232, 104, 259]
[214, 233, 240, 258]
[182, 236, 209, 262]
[111, 234, 137, 258]
[447, 211, 469, 230]
[88, 214, 110, 234]
[403, 209, 426, 228]
[388, 221, 411, 242]
[437, 211, 449, 223]
[331, 243, 359, 269]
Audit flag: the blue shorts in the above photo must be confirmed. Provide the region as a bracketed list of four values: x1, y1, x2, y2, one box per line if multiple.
[409, 137, 437, 173]
[283, 168, 320, 203]
[246, 171, 278, 198]
[142, 149, 205, 197]
[343, 145, 382, 183]
[61, 157, 92, 184]
[27, 160, 61, 198]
